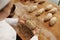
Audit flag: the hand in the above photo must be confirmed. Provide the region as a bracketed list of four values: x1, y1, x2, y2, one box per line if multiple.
[18, 16, 27, 24]
[32, 27, 41, 35]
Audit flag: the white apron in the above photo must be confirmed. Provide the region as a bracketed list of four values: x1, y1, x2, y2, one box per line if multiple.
[0, 18, 18, 40]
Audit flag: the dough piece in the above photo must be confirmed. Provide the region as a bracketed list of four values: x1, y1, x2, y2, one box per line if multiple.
[49, 17, 57, 26]
[27, 5, 37, 12]
[45, 4, 53, 11]
[44, 13, 52, 21]
[49, 7, 57, 14]
[26, 20, 37, 30]
[36, 8, 45, 16]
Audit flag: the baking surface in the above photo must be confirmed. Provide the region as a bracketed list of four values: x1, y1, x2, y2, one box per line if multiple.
[13, 0, 60, 40]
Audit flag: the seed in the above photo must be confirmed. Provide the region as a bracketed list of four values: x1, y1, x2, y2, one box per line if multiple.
[44, 13, 52, 22]
[49, 7, 57, 14]
[45, 4, 53, 11]
[36, 8, 45, 16]
[49, 17, 57, 26]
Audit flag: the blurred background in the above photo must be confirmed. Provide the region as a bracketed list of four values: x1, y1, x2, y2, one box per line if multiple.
[49, 0, 59, 5]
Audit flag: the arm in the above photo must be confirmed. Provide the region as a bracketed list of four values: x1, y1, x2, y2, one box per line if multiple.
[5, 18, 34, 40]
[5, 18, 18, 27]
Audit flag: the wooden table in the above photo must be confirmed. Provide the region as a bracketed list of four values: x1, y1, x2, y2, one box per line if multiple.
[12, 0, 60, 40]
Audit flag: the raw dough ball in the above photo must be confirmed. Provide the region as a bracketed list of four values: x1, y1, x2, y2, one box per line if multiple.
[45, 4, 53, 11]
[49, 17, 57, 26]
[36, 8, 45, 16]
[49, 7, 57, 14]
[44, 13, 52, 21]
[27, 5, 37, 12]
[26, 20, 37, 30]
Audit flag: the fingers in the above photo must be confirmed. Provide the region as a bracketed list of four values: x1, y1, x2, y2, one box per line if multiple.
[18, 16, 26, 24]
[32, 27, 41, 35]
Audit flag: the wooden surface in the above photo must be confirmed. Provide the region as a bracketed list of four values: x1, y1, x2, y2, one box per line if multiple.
[12, 0, 60, 40]
[37, 1, 60, 40]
